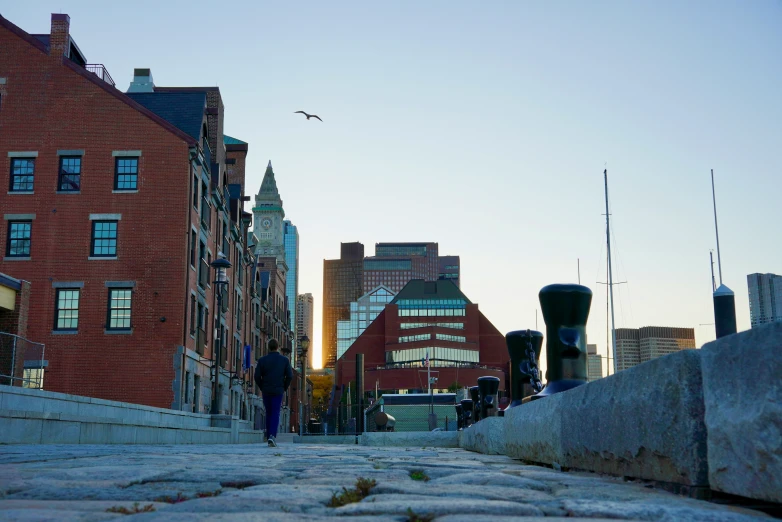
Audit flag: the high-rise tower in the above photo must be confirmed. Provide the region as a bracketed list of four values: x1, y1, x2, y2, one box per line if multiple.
[747, 273, 782, 328]
[284, 221, 299, 360]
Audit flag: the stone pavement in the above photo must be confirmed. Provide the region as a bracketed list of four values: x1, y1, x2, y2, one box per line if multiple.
[0, 443, 770, 521]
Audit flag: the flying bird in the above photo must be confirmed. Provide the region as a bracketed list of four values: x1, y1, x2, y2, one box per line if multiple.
[294, 111, 323, 122]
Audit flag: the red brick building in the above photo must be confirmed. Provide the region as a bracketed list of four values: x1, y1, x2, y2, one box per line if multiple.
[336, 280, 509, 395]
[0, 13, 286, 418]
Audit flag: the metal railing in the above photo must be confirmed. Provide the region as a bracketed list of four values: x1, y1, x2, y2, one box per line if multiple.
[0, 332, 45, 388]
[85, 64, 115, 87]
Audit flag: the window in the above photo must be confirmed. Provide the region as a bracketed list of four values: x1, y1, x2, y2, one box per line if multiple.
[192, 169, 199, 208]
[114, 157, 138, 190]
[10, 158, 35, 192]
[58, 156, 81, 191]
[190, 294, 196, 335]
[107, 288, 132, 330]
[54, 289, 80, 330]
[6, 221, 31, 257]
[190, 230, 196, 267]
[91, 221, 117, 257]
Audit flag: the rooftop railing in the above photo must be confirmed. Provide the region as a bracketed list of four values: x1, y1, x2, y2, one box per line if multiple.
[85, 64, 115, 87]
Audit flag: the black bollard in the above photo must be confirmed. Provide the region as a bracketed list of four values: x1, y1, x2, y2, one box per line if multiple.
[455, 403, 464, 430]
[531, 284, 593, 400]
[506, 330, 544, 407]
[469, 386, 481, 422]
[714, 285, 737, 339]
[477, 376, 501, 418]
[460, 399, 474, 427]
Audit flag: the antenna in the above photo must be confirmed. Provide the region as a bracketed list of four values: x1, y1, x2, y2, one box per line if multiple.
[711, 169, 723, 285]
[578, 258, 581, 285]
[709, 250, 716, 293]
[604, 169, 618, 374]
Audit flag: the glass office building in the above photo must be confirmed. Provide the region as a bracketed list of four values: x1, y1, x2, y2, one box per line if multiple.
[284, 221, 299, 365]
[336, 286, 395, 360]
[322, 242, 365, 368]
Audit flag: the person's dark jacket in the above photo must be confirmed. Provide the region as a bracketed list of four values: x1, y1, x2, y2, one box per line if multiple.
[254, 352, 293, 396]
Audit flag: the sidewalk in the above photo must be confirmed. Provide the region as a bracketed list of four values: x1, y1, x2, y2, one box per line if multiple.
[0, 444, 769, 521]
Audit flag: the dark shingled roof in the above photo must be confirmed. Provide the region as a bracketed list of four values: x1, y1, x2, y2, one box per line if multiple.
[125, 92, 206, 141]
[391, 279, 471, 304]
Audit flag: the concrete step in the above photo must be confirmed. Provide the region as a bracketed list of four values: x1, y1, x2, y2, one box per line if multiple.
[273, 433, 295, 443]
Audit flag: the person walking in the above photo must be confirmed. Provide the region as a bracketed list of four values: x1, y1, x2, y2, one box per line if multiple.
[254, 339, 293, 447]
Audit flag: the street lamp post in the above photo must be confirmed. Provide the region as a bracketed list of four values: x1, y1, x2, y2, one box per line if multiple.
[298, 334, 310, 436]
[210, 253, 232, 415]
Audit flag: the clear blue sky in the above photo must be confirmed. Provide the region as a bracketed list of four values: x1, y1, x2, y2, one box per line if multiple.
[5, 1, 781, 371]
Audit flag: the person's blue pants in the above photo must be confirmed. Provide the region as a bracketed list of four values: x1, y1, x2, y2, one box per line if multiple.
[262, 394, 283, 439]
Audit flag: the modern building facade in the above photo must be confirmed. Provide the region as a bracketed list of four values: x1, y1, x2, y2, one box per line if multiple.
[296, 293, 314, 367]
[283, 221, 299, 362]
[747, 273, 782, 328]
[322, 242, 364, 368]
[0, 13, 261, 416]
[586, 343, 603, 381]
[438, 255, 461, 288]
[615, 327, 696, 372]
[322, 241, 460, 369]
[336, 286, 396, 361]
[336, 280, 509, 396]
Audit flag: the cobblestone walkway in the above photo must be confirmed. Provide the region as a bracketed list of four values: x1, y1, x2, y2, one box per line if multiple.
[0, 444, 769, 521]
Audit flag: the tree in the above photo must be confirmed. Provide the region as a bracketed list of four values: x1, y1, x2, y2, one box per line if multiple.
[447, 381, 462, 393]
[309, 374, 333, 419]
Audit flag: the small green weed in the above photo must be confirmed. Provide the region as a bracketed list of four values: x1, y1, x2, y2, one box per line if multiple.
[409, 470, 430, 482]
[106, 502, 156, 514]
[196, 489, 222, 498]
[327, 477, 378, 507]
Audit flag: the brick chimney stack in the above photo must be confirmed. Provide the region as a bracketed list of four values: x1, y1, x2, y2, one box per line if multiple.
[49, 13, 70, 60]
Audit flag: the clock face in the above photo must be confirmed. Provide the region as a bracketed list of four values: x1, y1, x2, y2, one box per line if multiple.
[261, 218, 272, 230]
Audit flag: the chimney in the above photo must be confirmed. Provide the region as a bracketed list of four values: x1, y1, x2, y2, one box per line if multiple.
[49, 14, 70, 60]
[127, 68, 155, 93]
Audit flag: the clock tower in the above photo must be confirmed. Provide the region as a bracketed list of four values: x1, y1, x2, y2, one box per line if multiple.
[252, 161, 286, 267]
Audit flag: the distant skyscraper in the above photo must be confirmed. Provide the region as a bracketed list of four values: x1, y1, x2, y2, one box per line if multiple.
[337, 286, 396, 360]
[284, 221, 299, 363]
[296, 293, 314, 367]
[322, 243, 364, 368]
[747, 273, 782, 328]
[615, 327, 696, 372]
[365, 242, 438, 293]
[438, 255, 461, 288]
[586, 344, 603, 381]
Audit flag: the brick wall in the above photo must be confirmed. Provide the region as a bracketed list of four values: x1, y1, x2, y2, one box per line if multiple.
[0, 17, 192, 407]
